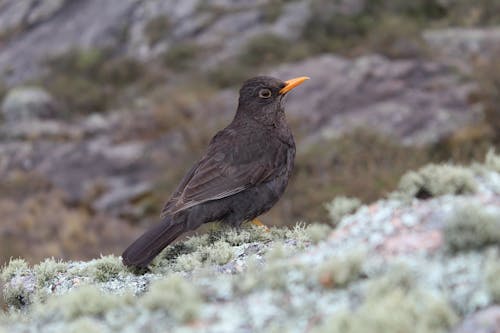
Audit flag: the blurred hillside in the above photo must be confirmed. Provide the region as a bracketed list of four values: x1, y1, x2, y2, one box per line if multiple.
[0, 0, 499, 265]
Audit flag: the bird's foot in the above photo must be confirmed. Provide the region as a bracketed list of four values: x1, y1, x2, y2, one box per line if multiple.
[251, 219, 270, 232]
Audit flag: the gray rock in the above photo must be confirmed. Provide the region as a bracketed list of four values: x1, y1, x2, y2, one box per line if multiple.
[271, 55, 478, 145]
[452, 306, 500, 333]
[0, 0, 66, 35]
[1, 86, 58, 122]
[423, 28, 500, 71]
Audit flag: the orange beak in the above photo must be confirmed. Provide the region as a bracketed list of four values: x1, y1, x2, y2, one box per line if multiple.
[279, 76, 310, 95]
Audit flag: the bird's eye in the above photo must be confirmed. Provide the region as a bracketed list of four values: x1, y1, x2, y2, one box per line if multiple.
[258, 88, 272, 99]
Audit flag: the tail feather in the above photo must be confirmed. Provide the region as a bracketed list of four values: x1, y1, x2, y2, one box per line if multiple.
[122, 216, 185, 268]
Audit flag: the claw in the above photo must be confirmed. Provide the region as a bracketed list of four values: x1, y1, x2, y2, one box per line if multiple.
[251, 219, 270, 232]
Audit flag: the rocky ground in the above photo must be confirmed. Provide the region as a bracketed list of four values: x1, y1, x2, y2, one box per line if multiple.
[1, 153, 499, 332]
[0, 2, 499, 330]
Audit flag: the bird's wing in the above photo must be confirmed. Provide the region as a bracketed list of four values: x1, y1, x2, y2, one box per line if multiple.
[161, 128, 280, 217]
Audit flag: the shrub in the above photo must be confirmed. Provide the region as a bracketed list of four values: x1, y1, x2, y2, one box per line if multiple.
[144, 15, 171, 46]
[163, 43, 200, 71]
[43, 48, 148, 114]
[238, 33, 290, 67]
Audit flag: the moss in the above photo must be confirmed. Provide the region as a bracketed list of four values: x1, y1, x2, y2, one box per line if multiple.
[139, 275, 201, 322]
[396, 164, 477, 199]
[443, 203, 500, 252]
[1, 259, 29, 283]
[485, 254, 500, 302]
[89, 255, 125, 282]
[34, 258, 66, 288]
[318, 250, 366, 288]
[38, 285, 128, 320]
[324, 197, 362, 226]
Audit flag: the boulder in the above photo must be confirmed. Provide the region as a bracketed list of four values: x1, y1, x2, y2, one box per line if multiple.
[271, 54, 478, 145]
[1, 86, 58, 122]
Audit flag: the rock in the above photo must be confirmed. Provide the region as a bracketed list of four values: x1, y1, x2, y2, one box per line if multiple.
[1, 86, 58, 122]
[271, 55, 479, 145]
[0, 0, 66, 35]
[423, 28, 500, 71]
[452, 306, 500, 333]
[1, 156, 499, 332]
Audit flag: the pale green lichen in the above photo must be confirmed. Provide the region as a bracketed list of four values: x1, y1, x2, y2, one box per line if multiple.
[324, 196, 362, 226]
[443, 203, 500, 252]
[485, 149, 500, 172]
[204, 241, 234, 265]
[3, 281, 32, 309]
[313, 267, 458, 333]
[303, 223, 332, 244]
[396, 164, 477, 199]
[64, 317, 106, 333]
[34, 258, 66, 288]
[318, 250, 366, 288]
[312, 288, 457, 333]
[139, 274, 201, 322]
[486, 254, 500, 302]
[1, 259, 29, 282]
[36, 285, 129, 320]
[88, 255, 125, 282]
[172, 252, 203, 272]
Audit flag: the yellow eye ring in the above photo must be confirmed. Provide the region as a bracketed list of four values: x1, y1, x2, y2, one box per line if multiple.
[258, 88, 272, 99]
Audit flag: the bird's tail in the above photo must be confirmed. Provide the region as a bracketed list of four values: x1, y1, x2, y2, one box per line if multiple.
[122, 215, 185, 268]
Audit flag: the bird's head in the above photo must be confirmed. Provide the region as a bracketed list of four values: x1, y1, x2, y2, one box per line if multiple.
[236, 75, 309, 124]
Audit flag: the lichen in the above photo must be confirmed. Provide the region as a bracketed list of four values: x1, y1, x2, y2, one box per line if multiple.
[88, 255, 125, 282]
[313, 267, 458, 333]
[324, 196, 362, 226]
[139, 274, 201, 322]
[396, 164, 477, 199]
[34, 258, 66, 288]
[36, 285, 129, 320]
[485, 149, 500, 172]
[3, 281, 32, 309]
[303, 223, 332, 244]
[443, 203, 500, 252]
[318, 249, 366, 288]
[1, 259, 29, 282]
[485, 253, 500, 302]
[64, 317, 106, 333]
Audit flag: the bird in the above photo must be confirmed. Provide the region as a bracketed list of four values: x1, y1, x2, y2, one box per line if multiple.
[122, 75, 309, 268]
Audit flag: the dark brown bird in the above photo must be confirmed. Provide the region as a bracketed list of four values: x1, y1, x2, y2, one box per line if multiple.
[122, 75, 309, 268]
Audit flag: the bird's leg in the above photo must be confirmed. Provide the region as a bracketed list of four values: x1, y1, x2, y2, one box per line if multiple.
[251, 219, 270, 231]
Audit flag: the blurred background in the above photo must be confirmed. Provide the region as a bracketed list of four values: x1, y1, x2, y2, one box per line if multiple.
[0, 0, 499, 266]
